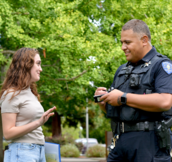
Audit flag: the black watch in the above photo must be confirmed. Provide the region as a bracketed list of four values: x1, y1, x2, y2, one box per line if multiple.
[121, 93, 127, 105]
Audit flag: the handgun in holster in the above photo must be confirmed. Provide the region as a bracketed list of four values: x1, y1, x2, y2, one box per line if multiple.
[155, 118, 172, 150]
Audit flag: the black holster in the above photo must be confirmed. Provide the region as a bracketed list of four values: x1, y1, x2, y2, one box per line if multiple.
[155, 120, 171, 150]
[111, 120, 117, 137]
[111, 120, 122, 137]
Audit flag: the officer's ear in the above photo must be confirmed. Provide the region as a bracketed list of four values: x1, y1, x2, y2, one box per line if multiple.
[141, 35, 149, 46]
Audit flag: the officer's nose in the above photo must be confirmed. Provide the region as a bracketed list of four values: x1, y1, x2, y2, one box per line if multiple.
[121, 43, 127, 51]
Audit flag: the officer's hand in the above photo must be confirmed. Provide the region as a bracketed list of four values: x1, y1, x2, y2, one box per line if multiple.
[94, 87, 107, 95]
[100, 89, 123, 106]
[94, 87, 107, 105]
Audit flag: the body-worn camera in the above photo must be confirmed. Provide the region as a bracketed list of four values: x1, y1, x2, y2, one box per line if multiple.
[129, 74, 140, 87]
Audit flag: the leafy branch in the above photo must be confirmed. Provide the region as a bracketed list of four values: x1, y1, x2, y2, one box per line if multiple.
[2, 50, 16, 55]
[55, 70, 88, 81]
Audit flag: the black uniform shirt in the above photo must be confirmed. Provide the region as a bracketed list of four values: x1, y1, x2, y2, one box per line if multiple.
[112, 46, 172, 94]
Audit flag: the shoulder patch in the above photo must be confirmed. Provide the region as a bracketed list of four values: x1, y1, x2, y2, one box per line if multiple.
[162, 62, 172, 74]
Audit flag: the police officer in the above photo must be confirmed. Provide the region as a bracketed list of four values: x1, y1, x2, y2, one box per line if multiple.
[95, 19, 172, 162]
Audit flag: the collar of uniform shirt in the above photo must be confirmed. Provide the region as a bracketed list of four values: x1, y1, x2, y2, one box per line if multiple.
[127, 46, 157, 66]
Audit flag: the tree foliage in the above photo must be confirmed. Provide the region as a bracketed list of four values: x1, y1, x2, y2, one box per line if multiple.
[1, 0, 172, 147]
[0, 0, 118, 130]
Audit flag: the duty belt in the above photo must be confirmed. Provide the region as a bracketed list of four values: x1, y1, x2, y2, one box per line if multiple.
[120, 121, 155, 133]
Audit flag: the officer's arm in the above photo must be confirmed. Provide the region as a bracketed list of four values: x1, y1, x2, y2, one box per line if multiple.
[128, 60, 172, 112]
[126, 93, 172, 112]
[101, 90, 172, 112]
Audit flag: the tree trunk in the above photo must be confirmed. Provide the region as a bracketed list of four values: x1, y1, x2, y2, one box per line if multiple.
[52, 112, 61, 138]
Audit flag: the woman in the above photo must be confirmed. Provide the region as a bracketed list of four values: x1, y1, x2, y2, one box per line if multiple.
[0, 47, 56, 162]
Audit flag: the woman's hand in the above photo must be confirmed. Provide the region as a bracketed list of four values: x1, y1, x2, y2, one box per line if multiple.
[38, 106, 56, 126]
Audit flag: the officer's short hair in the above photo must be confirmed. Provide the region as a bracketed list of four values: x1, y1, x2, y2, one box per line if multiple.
[122, 19, 151, 41]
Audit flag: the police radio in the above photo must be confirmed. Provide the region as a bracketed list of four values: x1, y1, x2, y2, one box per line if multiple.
[93, 94, 105, 103]
[93, 87, 114, 103]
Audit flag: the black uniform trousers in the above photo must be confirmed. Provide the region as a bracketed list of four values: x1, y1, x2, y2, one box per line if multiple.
[107, 130, 171, 162]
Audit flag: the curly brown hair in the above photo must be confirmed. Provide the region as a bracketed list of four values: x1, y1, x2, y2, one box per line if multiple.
[0, 47, 41, 101]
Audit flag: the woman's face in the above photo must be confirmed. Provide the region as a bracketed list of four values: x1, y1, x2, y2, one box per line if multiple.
[30, 54, 42, 83]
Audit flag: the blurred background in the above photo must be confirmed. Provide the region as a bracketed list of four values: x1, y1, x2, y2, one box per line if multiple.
[1, 0, 172, 160]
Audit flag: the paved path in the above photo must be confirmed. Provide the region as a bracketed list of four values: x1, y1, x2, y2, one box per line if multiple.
[61, 157, 106, 162]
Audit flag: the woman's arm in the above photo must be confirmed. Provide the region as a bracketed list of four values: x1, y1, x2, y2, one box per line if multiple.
[2, 106, 56, 140]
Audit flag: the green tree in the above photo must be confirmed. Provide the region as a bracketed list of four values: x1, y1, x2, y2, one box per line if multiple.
[0, 0, 118, 138]
[1, 0, 172, 160]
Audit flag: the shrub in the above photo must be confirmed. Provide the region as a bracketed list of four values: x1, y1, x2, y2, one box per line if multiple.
[82, 118, 111, 143]
[42, 125, 52, 137]
[86, 145, 105, 157]
[60, 144, 80, 157]
[75, 142, 83, 152]
[3, 141, 9, 150]
[46, 136, 67, 146]
[45, 133, 75, 146]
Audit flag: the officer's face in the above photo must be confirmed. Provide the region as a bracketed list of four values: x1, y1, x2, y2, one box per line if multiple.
[121, 29, 144, 63]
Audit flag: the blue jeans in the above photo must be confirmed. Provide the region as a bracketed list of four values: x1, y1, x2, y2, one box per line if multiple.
[4, 142, 46, 162]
